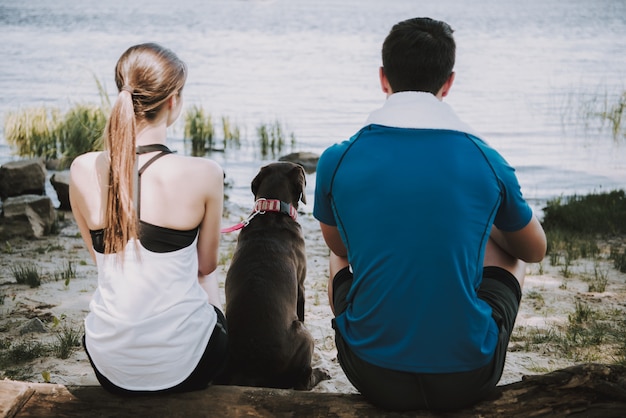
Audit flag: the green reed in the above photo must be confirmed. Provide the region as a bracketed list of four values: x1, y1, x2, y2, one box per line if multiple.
[257, 120, 294, 158]
[184, 105, 215, 156]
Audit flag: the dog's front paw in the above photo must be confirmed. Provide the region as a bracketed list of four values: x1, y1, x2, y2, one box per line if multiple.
[295, 367, 332, 391]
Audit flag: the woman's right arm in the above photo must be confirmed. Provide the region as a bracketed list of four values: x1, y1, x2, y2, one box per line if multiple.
[69, 155, 97, 263]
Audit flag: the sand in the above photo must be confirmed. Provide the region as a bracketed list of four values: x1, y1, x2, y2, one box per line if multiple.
[1, 200, 625, 393]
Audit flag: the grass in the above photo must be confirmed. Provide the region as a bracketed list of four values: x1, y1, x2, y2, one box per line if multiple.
[184, 105, 215, 155]
[53, 324, 82, 359]
[257, 120, 295, 158]
[557, 87, 626, 140]
[2, 241, 12, 254]
[0, 320, 83, 380]
[512, 190, 626, 366]
[543, 190, 626, 274]
[54, 261, 77, 288]
[5, 83, 297, 163]
[55, 104, 107, 168]
[184, 107, 245, 156]
[600, 91, 626, 139]
[4, 107, 60, 160]
[11, 264, 42, 288]
[4, 103, 107, 167]
[512, 301, 626, 363]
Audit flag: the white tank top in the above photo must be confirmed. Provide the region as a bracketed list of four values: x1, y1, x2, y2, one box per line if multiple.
[84, 236, 217, 390]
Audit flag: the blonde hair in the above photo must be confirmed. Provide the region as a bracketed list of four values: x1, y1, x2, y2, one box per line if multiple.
[103, 43, 187, 254]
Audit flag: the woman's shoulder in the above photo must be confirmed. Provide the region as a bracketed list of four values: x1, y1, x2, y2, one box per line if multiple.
[170, 154, 223, 177]
[71, 150, 106, 165]
[70, 151, 107, 177]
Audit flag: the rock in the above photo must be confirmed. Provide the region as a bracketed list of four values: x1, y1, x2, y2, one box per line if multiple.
[19, 318, 48, 335]
[0, 159, 47, 200]
[279, 152, 320, 174]
[0, 194, 57, 239]
[50, 171, 71, 210]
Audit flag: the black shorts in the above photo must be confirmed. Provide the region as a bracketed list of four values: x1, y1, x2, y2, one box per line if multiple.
[332, 266, 521, 411]
[84, 305, 228, 396]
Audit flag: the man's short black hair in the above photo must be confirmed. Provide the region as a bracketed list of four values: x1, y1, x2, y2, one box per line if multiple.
[382, 17, 455, 95]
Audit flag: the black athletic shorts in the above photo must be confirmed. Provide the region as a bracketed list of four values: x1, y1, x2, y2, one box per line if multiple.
[84, 305, 228, 396]
[332, 266, 521, 411]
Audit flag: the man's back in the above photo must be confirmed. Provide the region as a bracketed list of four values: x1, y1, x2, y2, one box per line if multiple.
[314, 94, 533, 373]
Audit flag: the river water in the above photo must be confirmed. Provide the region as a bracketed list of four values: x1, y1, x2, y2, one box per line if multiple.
[1, 0, 625, 210]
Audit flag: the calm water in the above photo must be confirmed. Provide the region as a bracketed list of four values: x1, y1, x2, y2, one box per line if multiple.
[1, 0, 625, 211]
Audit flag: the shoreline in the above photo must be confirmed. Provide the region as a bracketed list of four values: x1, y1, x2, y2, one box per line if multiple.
[1, 200, 625, 393]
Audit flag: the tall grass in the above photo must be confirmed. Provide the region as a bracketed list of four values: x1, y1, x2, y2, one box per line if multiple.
[543, 190, 626, 274]
[11, 264, 42, 288]
[601, 91, 625, 139]
[4, 77, 110, 165]
[184, 105, 214, 155]
[543, 190, 626, 237]
[257, 120, 295, 158]
[4, 104, 107, 167]
[55, 104, 107, 168]
[183, 107, 244, 156]
[221, 116, 241, 149]
[4, 107, 61, 160]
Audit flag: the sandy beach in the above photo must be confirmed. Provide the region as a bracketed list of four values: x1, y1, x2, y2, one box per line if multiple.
[1, 198, 625, 394]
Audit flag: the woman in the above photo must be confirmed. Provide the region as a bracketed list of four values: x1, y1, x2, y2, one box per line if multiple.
[69, 43, 227, 395]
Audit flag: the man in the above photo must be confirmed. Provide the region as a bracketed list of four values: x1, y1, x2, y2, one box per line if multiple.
[313, 17, 546, 411]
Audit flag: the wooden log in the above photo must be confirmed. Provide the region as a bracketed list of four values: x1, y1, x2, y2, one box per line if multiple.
[2, 363, 626, 417]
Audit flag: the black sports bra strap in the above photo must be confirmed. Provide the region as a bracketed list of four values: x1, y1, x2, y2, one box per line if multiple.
[135, 144, 174, 217]
[136, 144, 173, 155]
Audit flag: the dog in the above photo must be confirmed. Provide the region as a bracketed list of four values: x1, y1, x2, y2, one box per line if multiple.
[219, 161, 329, 390]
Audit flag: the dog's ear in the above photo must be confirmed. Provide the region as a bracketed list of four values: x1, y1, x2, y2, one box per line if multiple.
[291, 164, 307, 205]
[251, 164, 269, 198]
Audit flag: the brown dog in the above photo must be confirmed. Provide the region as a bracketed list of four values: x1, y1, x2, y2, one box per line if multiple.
[220, 162, 329, 390]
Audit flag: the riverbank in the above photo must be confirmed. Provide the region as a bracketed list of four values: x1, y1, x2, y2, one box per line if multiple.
[1, 200, 626, 393]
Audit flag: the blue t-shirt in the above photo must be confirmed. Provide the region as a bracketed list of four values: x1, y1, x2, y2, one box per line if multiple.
[314, 123, 532, 373]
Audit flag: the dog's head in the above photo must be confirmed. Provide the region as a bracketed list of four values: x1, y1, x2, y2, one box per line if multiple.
[251, 162, 307, 208]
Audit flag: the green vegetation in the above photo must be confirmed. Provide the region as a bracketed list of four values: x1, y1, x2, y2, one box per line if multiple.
[184, 105, 215, 155]
[512, 301, 626, 364]
[3, 77, 109, 166]
[221, 116, 241, 149]
[55, 104, 107, 167]
[53, 324, 82, 359]
[4, 104, 107, 169]
[0, 320, 84, 380]
[601, 92, 625, 139]
[542, 190, 626, 273]
[11, 264, 42, 288]
[54, 261, 77, 288]
[511, 189, 626, 366]
[183, 107, 243, 156]
[256, 120, 295, 158]
[3, 82, 298, 164]
[559, 88, 626, 140]
[543, 190, 626, 236]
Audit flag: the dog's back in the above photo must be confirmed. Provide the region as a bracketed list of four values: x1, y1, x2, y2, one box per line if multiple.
[220, 162, 328, 390]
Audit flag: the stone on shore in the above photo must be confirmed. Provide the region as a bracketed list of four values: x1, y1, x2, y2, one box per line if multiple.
[0, 194, 57, 239]
[0, 159, 46, 200]
[279, 151, 320, 174]
[50, 171, 71, 210]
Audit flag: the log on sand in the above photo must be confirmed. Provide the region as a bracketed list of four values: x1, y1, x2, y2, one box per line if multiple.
[2, 363, 626, 417]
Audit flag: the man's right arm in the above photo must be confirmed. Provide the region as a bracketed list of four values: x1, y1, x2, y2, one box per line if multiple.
[490, 216, 547, 263]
